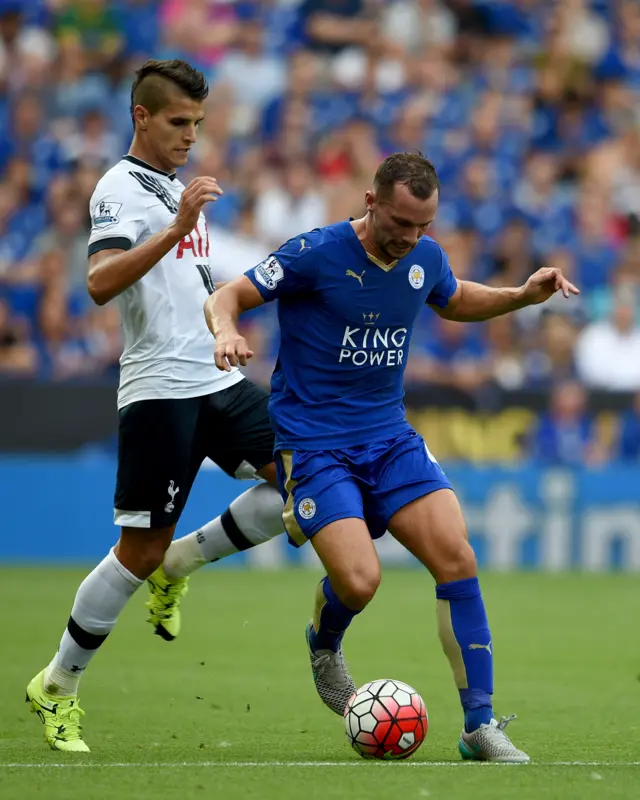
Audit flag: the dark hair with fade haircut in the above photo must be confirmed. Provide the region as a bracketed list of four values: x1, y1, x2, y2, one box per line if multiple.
[373, 152, 439, 201]
[130, 59, 209, 124]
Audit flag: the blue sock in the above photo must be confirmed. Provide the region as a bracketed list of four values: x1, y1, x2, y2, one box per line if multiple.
[309, 576, 361, 653]
[436, 577, 494, 733]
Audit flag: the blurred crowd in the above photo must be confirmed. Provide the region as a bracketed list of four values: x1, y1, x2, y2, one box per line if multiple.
[1, 0, 640, 464]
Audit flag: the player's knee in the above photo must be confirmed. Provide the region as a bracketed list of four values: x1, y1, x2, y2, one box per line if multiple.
[434, 540, 477, 584]
[341, 565, 381, 610]
[116, 527, 173, 579]
[135, 543, 168, 577]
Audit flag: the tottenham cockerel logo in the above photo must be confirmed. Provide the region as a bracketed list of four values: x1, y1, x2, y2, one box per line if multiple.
[164, 480, 180, 513]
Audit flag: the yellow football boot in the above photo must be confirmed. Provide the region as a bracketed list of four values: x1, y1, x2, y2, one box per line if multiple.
[26, 670, 90, 752]
[146, 564, 189, 641]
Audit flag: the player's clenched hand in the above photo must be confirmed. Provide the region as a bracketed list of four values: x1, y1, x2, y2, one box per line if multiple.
[214, 331, 254, 371]
[521, 267, 580, 306]
[173, 177, 223, 237]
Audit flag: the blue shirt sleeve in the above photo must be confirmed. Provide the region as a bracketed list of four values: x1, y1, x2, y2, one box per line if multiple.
[244, 235, 319, 302]
[426, 245, 458, 308]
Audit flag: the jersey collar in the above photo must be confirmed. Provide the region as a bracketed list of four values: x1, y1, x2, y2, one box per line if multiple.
[123, 154, 177, 181]
[364, 251, 398, 272]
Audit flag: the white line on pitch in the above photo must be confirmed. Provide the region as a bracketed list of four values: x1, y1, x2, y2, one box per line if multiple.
[2, 761, 640, 768]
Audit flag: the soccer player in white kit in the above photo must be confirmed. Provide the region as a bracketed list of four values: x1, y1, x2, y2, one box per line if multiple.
[25, 60, 285, 752]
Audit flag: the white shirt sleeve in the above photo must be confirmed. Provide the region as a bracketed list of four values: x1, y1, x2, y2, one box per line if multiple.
[88, 173, 148, 254]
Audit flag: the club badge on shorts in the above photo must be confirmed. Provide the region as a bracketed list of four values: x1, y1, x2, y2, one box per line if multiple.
[298, 498, 316, 520]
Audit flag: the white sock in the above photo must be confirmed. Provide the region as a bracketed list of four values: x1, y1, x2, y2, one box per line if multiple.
[44, 548, 143, 696]
[163, 483, 284, 578]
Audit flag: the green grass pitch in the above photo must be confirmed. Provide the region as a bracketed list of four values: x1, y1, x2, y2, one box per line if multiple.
[0, 567, 638, 799]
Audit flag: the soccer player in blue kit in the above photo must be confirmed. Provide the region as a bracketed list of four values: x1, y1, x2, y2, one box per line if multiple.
[205, 153, 578, 762]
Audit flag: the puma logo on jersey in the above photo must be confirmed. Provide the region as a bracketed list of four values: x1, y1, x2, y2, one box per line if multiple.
[468, 642, 492, 655]
[164, 480, 180, 513]
[346, 269, 365, 287]
[299, 238, 311, 252]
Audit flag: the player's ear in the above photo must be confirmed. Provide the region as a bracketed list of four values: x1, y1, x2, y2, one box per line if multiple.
[365, 189, 375, 213]
[133, 105, 149, 131]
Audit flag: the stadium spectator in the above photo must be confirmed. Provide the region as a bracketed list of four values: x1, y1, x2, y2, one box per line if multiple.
[0, 0, 55, 93]
[50, 39, 111, 122]
[556, 0, 610, 65]
[485, 314, 526, 391]
[37, 243, 92, 381]
[523, 312, 579, 389]
[30, 199, 88, 300]
[55, 0, 124, 71]
[526, 380, 601, 466]
[485, 219, 533, 286]
[0, 296, 36, 376]
[120, 0, 161, 61]
[62, 108, 122, 171]
[382, 0, 457, 56]
[255, 158, 327, 250]
[83, 304, 122, 379]
[587, 128, 640, 222]
[587, 244, 640, 322]
[160, 0, 239, 71]
[570, 190, 621, 291]
[0, 92, 66, 197]
[512, 151, 573, 256]
[216, 17, 286, 126]
[617, 390, 640, 462]
[0, 164, 46, 280]
[614, 1, 640, 91]
[576, 287, 640, 390]
[71, 164, 103, 213]
[315, 117, 381, 222]
[301, 0, 375, 55]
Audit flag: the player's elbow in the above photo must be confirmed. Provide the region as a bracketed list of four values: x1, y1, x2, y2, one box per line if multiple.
[87, 272, 110, 306]
[87, 279, 105, 306]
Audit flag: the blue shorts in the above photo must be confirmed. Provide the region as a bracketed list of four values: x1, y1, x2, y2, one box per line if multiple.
[275, 429, 452, 547]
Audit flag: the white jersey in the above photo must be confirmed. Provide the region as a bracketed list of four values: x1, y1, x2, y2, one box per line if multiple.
[88, 156, 244, 409]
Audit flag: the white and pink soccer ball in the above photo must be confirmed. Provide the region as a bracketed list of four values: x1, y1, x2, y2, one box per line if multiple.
[344, 679, 428, 760]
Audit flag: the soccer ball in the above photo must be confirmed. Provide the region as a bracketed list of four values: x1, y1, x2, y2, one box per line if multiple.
[344, 679, 428, 760]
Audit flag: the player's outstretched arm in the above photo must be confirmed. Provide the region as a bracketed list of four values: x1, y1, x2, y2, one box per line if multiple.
[87, 177, 222, 306]
[431, 267, 579, 323]
[204, 276, 264, 372]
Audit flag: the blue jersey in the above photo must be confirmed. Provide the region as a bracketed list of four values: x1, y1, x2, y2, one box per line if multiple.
[244, 220, 457, 451]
